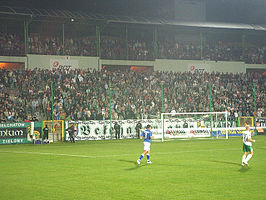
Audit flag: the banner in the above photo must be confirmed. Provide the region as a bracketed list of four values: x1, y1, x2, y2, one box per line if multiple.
[256, 118, 266, 134]
[212, 127, 255, 137]
[164, 128, 210, 138]
[50, 58, 79, 70]
[65, 119, 238, 141]
[257, 118, 266, 128]
[33, 122, 43, 140]
[188, 63, 210, 73]
[66, 120, 146, 141]
[0, 123, 31, 144]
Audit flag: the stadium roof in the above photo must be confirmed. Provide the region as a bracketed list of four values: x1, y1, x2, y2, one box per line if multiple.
[0, 6, 266, 31]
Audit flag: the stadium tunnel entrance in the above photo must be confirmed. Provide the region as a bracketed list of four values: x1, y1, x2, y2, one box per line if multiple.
[102, 65, 154, 72]
[0, 62, 25, 70]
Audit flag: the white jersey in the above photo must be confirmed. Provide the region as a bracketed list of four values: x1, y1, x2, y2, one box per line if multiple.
[242, 130, 252, 146]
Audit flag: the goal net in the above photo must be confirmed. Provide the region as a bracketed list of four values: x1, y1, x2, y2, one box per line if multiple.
[160, 112, 229, 142]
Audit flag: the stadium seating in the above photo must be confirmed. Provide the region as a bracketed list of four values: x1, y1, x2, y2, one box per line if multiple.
[0, 32, 265, 64]
[0, 68, 264, 122]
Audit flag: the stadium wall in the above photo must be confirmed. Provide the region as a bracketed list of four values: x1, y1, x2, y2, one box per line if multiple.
[100, 59, 154, 67]
[27, 56, 247, 73]
[245, 64, 266, 70]
[27, 54, 99, 70]
[154, 59, 246, 73]
[0, 56, 26, 63]
[1, 55, 265, 73]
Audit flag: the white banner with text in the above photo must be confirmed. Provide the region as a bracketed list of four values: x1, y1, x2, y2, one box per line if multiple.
[65, 119, 239, 141]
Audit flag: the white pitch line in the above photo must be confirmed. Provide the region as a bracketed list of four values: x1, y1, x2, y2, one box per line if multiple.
[1, 147, 266, 158]
[0, 151, 98, 158]
[0, 148, 243, 159]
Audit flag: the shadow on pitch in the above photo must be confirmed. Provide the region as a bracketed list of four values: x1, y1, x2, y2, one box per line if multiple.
[211, 160, 251, 173]
[210, 160, 241, 166]
[119, 159, 148, 171]
[238, 166, 251, 173]
[119, 159, 184, 170]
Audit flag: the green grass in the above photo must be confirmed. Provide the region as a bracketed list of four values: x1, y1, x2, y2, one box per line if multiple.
[0, 136, 266, 200]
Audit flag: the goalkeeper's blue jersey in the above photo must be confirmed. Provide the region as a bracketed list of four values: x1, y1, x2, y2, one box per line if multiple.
[141, 129, 152, 143]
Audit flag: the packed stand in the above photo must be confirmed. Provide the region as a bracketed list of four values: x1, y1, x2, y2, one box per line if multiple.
[203, 41, 242, 61]
[29, 35, 63, 55]
[100, 37, 126, 59]
[128, 39, 154, 61]
[158, 40, 201, 60]
[244, 45, 266, 64]
[0, 67, 264, 123]
[1, 32, 266, 63]
[64, 37, 97, 57]
[0, 33, 24, 56]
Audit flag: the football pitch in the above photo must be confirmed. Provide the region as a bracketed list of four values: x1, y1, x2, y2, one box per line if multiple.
[0, 136, 266, 200]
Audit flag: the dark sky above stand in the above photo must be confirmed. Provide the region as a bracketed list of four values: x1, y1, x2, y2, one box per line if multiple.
[1, 0, 266, 24]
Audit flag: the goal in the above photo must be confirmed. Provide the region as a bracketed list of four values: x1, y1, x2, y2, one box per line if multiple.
[160, 112, 229, 142]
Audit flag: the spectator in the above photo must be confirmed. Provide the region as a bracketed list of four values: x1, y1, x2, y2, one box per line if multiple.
[1, 31, 265, 64]
[0, 67, 264, 123]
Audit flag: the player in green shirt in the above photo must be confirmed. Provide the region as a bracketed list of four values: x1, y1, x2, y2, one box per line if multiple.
[242, 125, 255, 166]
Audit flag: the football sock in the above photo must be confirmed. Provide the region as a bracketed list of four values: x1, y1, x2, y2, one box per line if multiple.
[139, 154, 144, 160]
[245, 154, 252, 162]
[147, 154, 150, 161]
[242, 155, 246, 163]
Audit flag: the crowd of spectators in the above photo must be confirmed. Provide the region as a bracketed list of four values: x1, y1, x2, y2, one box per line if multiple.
[158, 40, 201, 60]
[0, 33, 24, 56]
[0, 67, 264, 123]
[128, 39, 154, 61]
[0, 32, 265, 64]
[100, 38, 125, 59]
[29, 35, 62, 55]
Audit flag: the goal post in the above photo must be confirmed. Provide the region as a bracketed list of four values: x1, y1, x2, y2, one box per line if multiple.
[160, 112, 228, 142]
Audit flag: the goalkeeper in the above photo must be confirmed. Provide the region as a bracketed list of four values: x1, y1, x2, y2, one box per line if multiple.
[137, 125, 154, 165]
